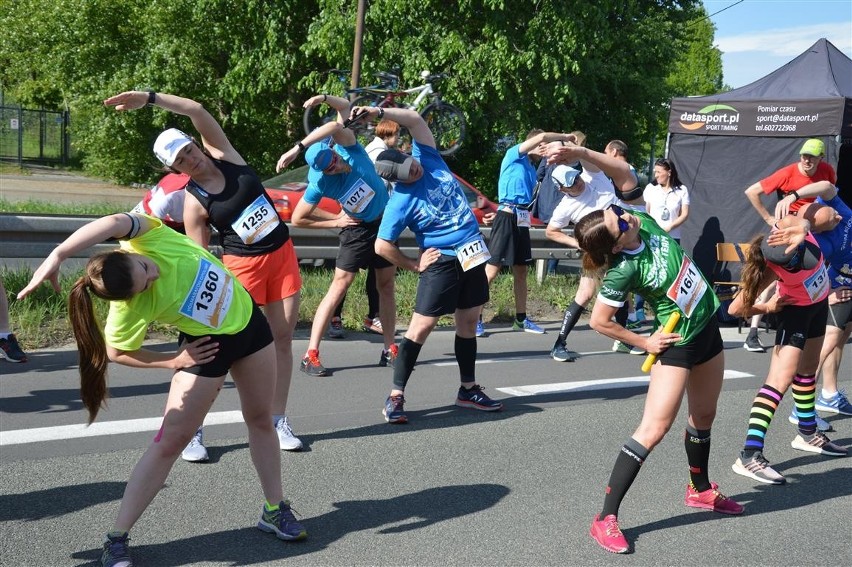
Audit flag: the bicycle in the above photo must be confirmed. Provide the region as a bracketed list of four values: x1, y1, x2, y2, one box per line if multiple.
[302, 69, 400, 136]
[306, 70, 467, 157]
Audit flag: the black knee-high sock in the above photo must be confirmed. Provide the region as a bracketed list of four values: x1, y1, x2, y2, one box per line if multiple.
[600, 438, 649, 518]
[684, 426, 712, 492]
[455, 335, 477, 382]
[392, 338, 423, 391]
[556, 301, 584, 345]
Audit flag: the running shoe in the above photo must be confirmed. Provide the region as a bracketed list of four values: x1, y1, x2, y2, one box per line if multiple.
[550, 342, 578, 362]
[383, 394, 407, 424]
[743, 333, 765, 353]
[684, 482, 744, 515]
[363, 316, 383, 335]
[512, 318, 545, 334]
[787, 408, 832, 432]
[300, 351, 330, 377]
[275, 416, 303, 451]
[327, 317, 345, 339]
[101, 531, 133, 567]
[379, 344, 398, 367]
[456, 384, 503, 411]
[0, 333, 27, 363]
[180, 428, 209, 463]
[589, 514, 629, 554]
[612, 340, 646, 355]
[475, 320, 486, 337]
[731, 451, 785, 485]
[257, 500, 307, 541]
[790, 432, 848, 457]
[815, 389, 852, 415]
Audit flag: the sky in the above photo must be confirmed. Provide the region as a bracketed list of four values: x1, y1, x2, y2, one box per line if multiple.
[705, 0, 852, 88]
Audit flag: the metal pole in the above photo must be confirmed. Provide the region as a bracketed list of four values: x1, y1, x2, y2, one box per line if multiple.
[350, 0, 367, 101]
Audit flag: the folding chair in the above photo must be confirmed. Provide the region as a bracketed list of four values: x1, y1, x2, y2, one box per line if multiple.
[714, 242, 749, 333]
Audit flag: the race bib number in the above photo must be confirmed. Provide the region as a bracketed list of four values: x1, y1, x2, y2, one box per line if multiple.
[455, 235, 491, 271]
[803, 264, 829, 302]
[341, 179, 376, 215]
[665, 256, 707, 318]
[231, 195, 280, 244]
[179, 259, 234, 329]
[516, 209, 531, 228]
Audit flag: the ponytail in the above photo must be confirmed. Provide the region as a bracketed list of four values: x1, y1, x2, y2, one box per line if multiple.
[68, 252, 136, 424]
[738, 235, 767, 312]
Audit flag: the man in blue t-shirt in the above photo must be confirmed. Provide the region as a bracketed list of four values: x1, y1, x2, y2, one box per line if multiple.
[481, 129, 576, 337]
[777, 180, 852, 416]
[276, 94, 397, 377]
[350, 104, 504, 425]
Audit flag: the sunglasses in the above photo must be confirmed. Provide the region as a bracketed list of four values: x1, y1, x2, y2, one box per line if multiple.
[323, 153, 340, 174]
[607, 203, 630, 234]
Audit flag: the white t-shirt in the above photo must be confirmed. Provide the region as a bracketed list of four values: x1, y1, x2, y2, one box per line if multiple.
[642, 183, 690, 239]
[548, 173, 623, 229]
[364, 136, 389, 163]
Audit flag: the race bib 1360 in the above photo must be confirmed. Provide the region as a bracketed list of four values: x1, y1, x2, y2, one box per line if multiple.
[179, 259, 234, 329]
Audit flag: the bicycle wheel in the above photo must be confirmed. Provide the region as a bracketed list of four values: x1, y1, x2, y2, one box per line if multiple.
[420, 102, 466, 156]
[303, 104, 337, 136]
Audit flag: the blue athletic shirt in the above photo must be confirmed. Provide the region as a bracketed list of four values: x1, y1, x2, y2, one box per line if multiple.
[497, 143, 536, 205]
[304, 142, 388, 222]
[816, 195, 852, 288]
[378, 141, 480, 255]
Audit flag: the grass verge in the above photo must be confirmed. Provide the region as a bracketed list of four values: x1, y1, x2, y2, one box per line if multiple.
[3, 266, 579, 350]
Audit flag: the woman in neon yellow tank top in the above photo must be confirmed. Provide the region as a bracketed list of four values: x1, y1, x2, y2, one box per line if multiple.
[574, 204, 742, 554]
[18, 213, 307, 567]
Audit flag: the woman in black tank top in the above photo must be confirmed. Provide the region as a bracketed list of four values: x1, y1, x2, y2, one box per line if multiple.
[105, 90, 304, 459]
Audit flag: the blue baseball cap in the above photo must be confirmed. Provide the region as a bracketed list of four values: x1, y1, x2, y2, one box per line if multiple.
[305, 142, 334, 171]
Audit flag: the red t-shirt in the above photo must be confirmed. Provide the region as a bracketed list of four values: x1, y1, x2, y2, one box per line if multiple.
[759, 161, 836, 213]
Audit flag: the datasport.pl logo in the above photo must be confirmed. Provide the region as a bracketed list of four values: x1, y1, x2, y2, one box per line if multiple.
[679, 104, 740, 132]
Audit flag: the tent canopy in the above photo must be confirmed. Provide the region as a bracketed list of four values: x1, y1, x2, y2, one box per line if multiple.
[666, 38, 852, 279]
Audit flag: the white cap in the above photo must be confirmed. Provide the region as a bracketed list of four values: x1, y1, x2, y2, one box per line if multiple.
[153, 128, 192, 166]
[551, 165, 581, 187]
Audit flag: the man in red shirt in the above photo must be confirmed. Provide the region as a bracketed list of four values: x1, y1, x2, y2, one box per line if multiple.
[745, 138, 836, 225]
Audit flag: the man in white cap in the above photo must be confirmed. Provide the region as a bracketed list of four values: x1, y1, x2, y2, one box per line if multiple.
[544, 144, 640, 361]
[276, 94, 397, 377]
[741, 138, 836, 353]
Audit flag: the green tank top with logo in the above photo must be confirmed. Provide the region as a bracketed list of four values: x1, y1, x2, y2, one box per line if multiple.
[597, 212, 719, 345]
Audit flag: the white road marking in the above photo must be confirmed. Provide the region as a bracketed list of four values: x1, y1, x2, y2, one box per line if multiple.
[0, 410, 245, 447]
[496, 369, 754, 397]
[433, 351, 614, 366]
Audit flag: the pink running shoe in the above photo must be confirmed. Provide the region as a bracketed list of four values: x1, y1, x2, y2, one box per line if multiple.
[685, 482, 744, 515]
[590, 514, 630, 553]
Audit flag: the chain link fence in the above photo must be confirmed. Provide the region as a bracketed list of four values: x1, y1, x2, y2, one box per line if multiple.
[0, 105, 70, 165]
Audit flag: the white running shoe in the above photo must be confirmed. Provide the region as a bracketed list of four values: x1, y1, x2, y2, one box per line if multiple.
[791, 432, 847, 457]
[275, 416, 303, 451]
[181, 428, 209, 462]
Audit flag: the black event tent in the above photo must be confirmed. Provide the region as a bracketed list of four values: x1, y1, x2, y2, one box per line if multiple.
[666, 38, 852, 278]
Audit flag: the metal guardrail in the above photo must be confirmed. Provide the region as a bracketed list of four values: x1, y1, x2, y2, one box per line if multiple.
[0, 213, 578, 263]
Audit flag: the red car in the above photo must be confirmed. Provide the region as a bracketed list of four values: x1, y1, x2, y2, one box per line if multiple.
[264, 165, 542, 226]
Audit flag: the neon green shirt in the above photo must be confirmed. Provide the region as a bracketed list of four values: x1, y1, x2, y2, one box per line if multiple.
[104, 219, 254, 351]
[597, 212, 719, 344]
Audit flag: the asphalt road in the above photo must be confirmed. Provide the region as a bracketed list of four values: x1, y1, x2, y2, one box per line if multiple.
[2, 321, 850, 566]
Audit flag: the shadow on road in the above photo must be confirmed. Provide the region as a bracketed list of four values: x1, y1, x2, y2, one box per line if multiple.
[69, 483, 510, 566]
[0, 481, 126, 522]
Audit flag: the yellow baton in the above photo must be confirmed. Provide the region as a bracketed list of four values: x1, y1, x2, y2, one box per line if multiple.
[641, 311, 681, 373]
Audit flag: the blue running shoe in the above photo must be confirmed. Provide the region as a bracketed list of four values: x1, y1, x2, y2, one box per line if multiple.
[383, 394, 407, 424]
[101, 531, 132, 567]
[787, 408, 832, 432]
[512, 318, 545, 334]
[815, 389, 852, 415]
[475, 320, 486, 337]
[257, 500, 307, 541]
[456, 385, 503, 411]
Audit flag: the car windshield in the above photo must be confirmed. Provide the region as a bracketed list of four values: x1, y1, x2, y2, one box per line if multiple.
[264, 165, 309, 187]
